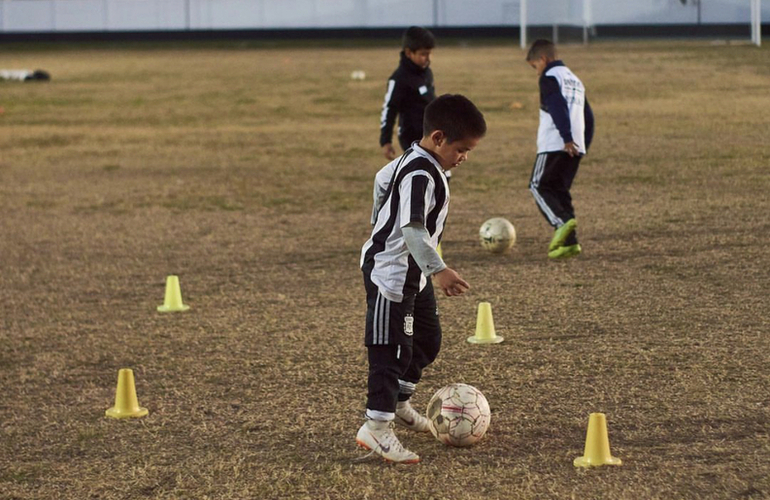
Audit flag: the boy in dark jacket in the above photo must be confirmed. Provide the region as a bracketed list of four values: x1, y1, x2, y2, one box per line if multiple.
[379, 27, 436, 161]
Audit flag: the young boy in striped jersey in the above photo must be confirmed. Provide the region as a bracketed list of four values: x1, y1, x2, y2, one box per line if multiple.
[526, 39, 594, 259]
[358, 94, 486, 463]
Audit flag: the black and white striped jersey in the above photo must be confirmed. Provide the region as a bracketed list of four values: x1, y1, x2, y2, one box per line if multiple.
[361, 144, 449, 303]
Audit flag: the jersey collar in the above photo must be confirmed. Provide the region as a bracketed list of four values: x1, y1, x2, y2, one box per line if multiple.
[411, 142, 446, 174]
[544, 60, 565, 73]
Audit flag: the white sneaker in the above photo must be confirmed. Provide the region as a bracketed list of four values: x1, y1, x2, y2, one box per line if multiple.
[356, 420, 420, 464]
[394, 401, 431, 433]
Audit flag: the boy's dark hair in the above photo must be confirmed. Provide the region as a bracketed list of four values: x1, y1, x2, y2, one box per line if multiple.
[526, 39, 556, 61]
[402, 26, 436, 52]
[423, 94, 486, 143]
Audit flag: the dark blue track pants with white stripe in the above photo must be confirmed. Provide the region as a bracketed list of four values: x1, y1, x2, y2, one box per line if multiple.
[363, 272, 441, 414]
[529, 151, 581, 242]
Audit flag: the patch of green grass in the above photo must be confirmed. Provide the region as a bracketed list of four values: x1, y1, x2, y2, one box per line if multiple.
[0, 465, 42, 484]
[76, 426, 104, 445]
[615, 174, 665, 185]
[464, 174, 509, 192]
[74, 199, 130, 214]
[261, 196, 292, 208]
[324, 191, 361, 212]
[16, 134, 83, 148]
[160, 195, 244, 212]
[312, 96, 346, 105]
[25, 96, 95, 108]
[26, 199, 57, 209]
[206, 196, 243, 211]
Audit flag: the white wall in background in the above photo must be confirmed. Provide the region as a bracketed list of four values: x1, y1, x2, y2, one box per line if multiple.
[0, 0, 766, 33]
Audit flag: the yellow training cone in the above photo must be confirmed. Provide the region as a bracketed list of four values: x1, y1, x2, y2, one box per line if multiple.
[105, 368, 149, 419]
[467, 302, 504, 344]
[574, 413, 622, 467]
[157, 275, 190, 312]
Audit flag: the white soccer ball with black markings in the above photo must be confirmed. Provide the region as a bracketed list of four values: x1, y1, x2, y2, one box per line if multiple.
[426, 383, 491, 447]
[479, 217, 516, 253]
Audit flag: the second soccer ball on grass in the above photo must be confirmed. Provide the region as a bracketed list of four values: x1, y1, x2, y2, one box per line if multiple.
[479, 217, 516, 253]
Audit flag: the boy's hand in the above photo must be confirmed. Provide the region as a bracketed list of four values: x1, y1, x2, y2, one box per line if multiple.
[382, 143, 397, 160]
[433, 268, 470, 297]
[563, 141, 580, 157]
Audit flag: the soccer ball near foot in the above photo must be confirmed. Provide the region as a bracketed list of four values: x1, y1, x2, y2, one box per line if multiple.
[479, 217, 516, 253]
[426, 383, 491, 447]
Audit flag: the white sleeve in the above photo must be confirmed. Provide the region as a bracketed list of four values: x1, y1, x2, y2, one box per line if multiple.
[402, 223, 446, 276]
[370, 159, 399, 225]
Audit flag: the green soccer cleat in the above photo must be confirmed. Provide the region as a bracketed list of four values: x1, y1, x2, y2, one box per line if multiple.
[548, 243, 582, 260]
[548, 219, 577, 252]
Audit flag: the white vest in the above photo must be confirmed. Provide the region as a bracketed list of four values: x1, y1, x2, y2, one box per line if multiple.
[537, 65, 587, 155]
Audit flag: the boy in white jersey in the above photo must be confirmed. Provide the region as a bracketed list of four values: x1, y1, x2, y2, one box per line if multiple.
[358, 94, 486, 463]
[525, 39, 594, 259]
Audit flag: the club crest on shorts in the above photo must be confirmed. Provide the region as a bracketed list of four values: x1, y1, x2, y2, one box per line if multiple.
[404, 314, 414, 336]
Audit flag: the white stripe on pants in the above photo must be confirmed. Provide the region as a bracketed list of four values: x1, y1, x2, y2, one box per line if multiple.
[529, 153, 564, 227]
[373, 293, 391, 345]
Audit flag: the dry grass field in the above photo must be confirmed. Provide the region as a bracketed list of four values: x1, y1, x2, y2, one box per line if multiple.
[1, 38, 769, 499]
